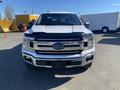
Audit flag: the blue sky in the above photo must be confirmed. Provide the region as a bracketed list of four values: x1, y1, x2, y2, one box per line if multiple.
[0, 0, 120, 16]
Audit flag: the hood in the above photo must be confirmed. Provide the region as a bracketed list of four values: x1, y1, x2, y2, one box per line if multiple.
[31, 25, 91, 34]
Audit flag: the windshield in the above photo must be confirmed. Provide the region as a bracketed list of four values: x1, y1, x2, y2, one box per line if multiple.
[36, 13, 82, 25]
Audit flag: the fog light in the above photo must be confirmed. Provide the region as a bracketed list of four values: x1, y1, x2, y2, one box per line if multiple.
[24, 56, 33, 63]
[86, 55, 93, 62]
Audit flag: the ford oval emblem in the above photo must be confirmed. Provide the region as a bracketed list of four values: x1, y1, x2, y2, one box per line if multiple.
[53, 43, 65, 50]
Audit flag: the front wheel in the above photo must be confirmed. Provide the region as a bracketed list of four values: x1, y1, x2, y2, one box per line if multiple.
[117, 28, 120, 32]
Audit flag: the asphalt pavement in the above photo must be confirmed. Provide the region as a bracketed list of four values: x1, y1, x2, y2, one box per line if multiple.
[0, 32, 120, 90]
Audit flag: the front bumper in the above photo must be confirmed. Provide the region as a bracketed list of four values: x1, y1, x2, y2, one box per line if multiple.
[22, 47, 95, 68]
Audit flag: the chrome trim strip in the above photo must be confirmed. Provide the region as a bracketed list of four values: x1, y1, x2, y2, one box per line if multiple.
[35, 65, 52, 68]
[35, 38, 82, 41]
[34, 46, 81, 51]
[33, 41, 82, 46]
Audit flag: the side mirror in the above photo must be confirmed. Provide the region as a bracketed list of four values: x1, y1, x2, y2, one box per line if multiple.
[84, 22, 89, 28]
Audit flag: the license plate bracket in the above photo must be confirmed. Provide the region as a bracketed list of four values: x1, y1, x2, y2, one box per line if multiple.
[52, 61, 66, 68]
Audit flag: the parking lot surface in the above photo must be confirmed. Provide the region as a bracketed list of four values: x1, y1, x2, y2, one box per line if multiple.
[0, 32, 120, 90]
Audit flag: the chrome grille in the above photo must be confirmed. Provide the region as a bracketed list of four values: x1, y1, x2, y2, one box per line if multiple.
[31, 39, 83, 55]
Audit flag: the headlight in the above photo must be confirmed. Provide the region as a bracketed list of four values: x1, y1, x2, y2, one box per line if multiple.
[83, 33, 94, 50]
[82, 33, 93, 39]
[23, 36, 35, 41]
[23, 36, 34, 48]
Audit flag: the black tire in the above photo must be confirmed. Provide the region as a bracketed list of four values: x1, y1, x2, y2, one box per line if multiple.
[25, 62, 37, 70]
[101, 27, 109, 33]
[117, 28, 120, 32]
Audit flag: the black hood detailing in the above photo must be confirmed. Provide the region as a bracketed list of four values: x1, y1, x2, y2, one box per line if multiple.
[24, 32, 83, 41]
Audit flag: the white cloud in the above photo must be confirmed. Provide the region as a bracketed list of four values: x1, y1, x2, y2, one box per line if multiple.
[112, 4, 120, 6]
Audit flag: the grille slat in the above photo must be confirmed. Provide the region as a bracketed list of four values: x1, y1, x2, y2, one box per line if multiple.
[35, 50, 82, 55]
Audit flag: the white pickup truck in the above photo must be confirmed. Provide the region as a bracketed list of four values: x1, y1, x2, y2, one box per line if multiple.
[22, 12, 95, 69]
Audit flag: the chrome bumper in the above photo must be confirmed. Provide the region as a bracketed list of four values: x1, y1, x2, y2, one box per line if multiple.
[22, 50, 95, 68]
